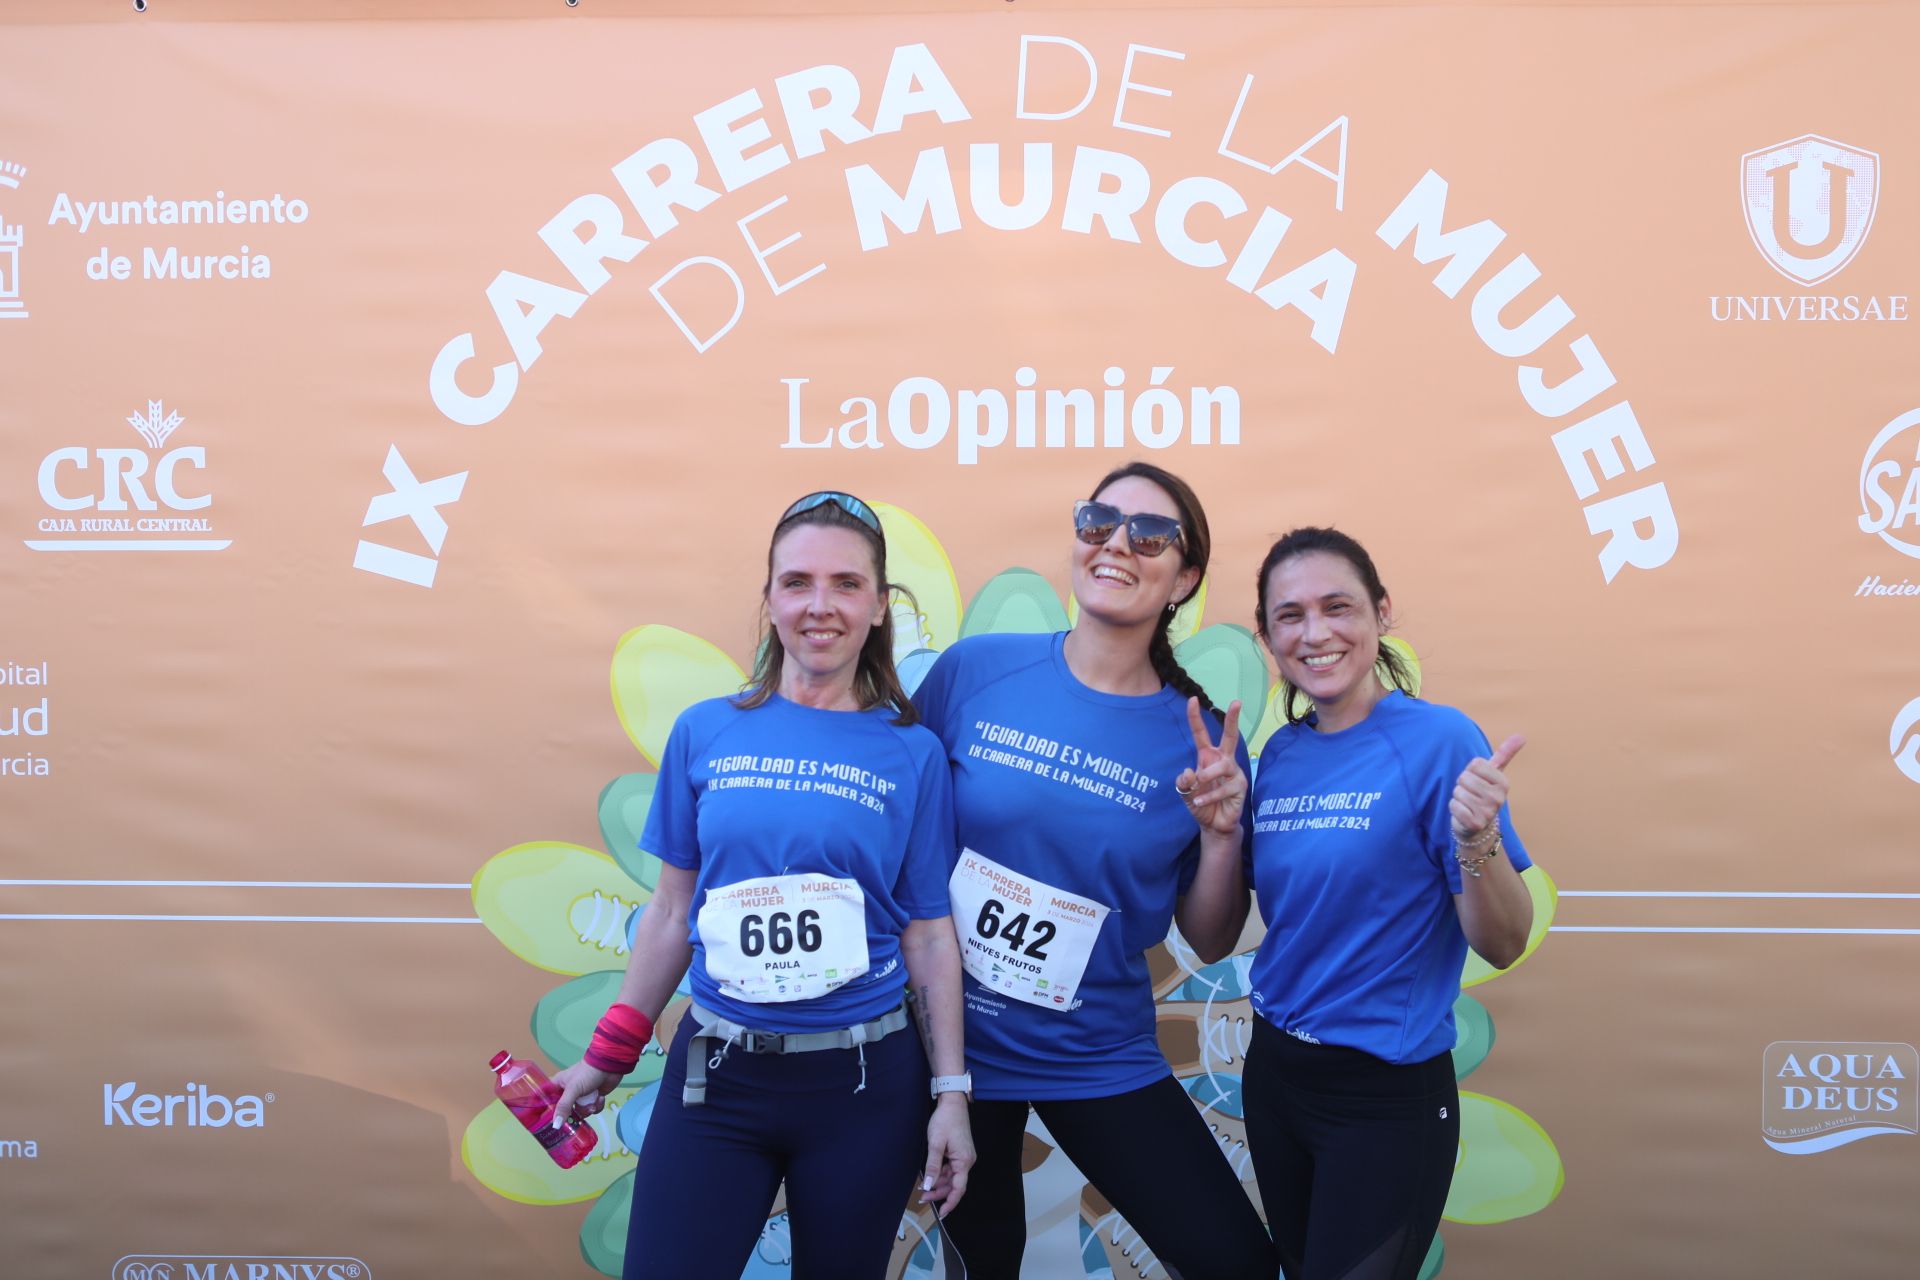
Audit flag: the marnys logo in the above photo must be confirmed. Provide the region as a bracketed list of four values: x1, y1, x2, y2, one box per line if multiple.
[113, 1258, 370, 1280]
[1741, 135, 1879, 287]
[25, 400, 230, 553]
[1891, 699, 1920, 786]
[1761, 1041, 1918, 1154]
[102, 1082, 273, 1128]
[0, 158, 26, 320]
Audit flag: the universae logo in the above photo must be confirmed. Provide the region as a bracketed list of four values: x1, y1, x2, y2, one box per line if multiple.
[113, 1258, 370, 1280]
[1740, 135, 1880, 287]
[1761, 1041, 1917, 1155]
[102, 1082, 272, 1128]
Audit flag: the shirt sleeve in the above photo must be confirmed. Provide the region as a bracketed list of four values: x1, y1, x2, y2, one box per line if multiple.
[909, 645, 959, 741]
[893, 740, 956, 919]
[639, 710, 702, 871]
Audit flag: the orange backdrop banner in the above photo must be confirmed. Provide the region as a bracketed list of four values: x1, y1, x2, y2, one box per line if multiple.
[1, 3, 1915, 1277]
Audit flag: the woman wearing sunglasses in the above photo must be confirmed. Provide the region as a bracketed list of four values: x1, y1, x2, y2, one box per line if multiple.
[1241, 527, 1533, 1280]
[551, 491, 975, 1279]
[912, 462, 1276, 1279]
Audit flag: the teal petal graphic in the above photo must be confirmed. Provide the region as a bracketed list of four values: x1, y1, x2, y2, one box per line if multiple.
[1417, 1230, 1444, 1279]
[1181, 1070, 1245, 1119]
[962, 568, 1069, 637]
[1452, 993, 1495, 1081]
[1174, 624, 1269, 735]
[598, 773, 662, 891]
[579, 1171, 634, 1277]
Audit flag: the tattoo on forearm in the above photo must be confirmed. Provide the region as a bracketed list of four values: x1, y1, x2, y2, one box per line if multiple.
[912, 983, 937, 1061]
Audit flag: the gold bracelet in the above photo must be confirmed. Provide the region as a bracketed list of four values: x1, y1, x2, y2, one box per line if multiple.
[1455, 836, 1504, 878]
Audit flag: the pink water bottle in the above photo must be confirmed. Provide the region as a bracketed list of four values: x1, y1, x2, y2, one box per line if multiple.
[489, 1050, 598, 1169]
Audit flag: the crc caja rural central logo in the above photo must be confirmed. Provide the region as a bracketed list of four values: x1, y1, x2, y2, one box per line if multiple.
[1761, 1041, 1917, 1154]
[1740, 134, 1881, 287]
[26, 400, 229, 553]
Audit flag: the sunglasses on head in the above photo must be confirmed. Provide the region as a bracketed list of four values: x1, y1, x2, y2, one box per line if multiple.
[780, 490, 883, 537]
[1073, 499, 1184, 558]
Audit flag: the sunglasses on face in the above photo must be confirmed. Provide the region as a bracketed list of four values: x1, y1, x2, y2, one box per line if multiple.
[1073, 499, 1185, 558]
[779, 490, 883, 537]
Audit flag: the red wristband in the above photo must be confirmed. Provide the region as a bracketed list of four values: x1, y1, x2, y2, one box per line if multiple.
[582, 1003, 654, 1076]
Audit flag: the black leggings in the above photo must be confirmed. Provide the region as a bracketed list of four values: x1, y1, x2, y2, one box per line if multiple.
[939, 1074, 1276, 1280]
[625, 1012, 930, 1280]
[1241, 1015, 1459, 1280]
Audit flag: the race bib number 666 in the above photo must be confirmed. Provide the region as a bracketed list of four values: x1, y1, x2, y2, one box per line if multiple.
[697, 873, 869, 1003]
[948, 849, 1109, 1011]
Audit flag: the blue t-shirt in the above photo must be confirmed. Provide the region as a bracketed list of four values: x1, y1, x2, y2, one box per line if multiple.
[1246, 690, 1532, 1064]
[641, 694, 954, 1034]
[913, 631, 1252, 1100]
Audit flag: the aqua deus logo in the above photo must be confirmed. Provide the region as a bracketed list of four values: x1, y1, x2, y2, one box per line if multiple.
[113, 1259, 370, 1280]
[1761, 1042, 1918, 1154]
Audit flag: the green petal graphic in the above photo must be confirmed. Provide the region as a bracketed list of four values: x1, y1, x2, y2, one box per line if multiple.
[610, 625, 746, 766]
[1444, 1092, 1565, 1224]
[580, 1171, 635, 1276]
[875, 502, 963, 651]
[473, 842, 647, 976]
[1463, 865, 1557, 988]
[460, 1097, 634, 1206]
[961, 568, 1069, 637]
[1451, 993, 1495, 1081]
[1173, 624, 1268, 734]
[598, 773, 662, 892]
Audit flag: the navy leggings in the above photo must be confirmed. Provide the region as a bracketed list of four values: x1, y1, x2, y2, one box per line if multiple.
[624, 1010, 931, 1280]
[938, 1074, 1277, 1280]
[1241, 1015, 1459, 1280]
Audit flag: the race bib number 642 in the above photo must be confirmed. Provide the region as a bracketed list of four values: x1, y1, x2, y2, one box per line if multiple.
[948, 849, 1109, 1011]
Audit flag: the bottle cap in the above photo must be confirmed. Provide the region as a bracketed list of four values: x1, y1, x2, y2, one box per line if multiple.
[489, 1051, 511, 1071]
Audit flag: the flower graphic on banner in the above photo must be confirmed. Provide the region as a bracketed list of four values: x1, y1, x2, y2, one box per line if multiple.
[465, 501, 1560, 1278]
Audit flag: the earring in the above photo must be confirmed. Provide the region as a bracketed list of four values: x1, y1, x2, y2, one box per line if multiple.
[1166, 601, 1178, 614]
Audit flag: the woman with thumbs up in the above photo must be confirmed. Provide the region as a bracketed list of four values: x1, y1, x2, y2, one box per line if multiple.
[1242, 526, 1535, 1280]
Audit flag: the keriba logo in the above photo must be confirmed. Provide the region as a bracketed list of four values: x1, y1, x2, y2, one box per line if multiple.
[102, 1082, 272, 1128]
[1761, 1042, 1918, 1154]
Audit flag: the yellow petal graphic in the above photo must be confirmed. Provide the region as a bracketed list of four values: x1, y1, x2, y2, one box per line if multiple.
[610, 625, 746, 766]
[473, 842, 648, 976]
[874, 502, 962, 653]
[1463, 865, 1557, 988]
[461, 1090, 640, 1206]
[1444, 1092, 1565, 1224]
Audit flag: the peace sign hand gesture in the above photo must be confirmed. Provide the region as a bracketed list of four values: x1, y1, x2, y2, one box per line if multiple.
[1175, 698, 1246, 837]
[1450, 734, 1525, 842]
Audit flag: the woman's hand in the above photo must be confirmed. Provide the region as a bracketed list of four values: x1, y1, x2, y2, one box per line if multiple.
[1450, 735, 1525, 841]
[1174, 697, 1245, 836]
[549, 1062, 624, 1126]
[920, 1094, 974, 1218]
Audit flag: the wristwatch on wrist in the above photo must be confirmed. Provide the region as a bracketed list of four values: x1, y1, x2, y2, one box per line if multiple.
[930, 1073, 972, 1101]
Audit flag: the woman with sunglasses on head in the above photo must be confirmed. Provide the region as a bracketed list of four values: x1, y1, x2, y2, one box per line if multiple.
[550, 491, 975, 1280]
[911, 462, 1276, 1280]
[1240, 527, 1533, 1280]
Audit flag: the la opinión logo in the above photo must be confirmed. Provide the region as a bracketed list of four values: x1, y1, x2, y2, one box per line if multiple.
[102, 1082, 273, 1128]
[1761, 1041, 1917, 1154]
